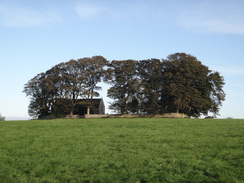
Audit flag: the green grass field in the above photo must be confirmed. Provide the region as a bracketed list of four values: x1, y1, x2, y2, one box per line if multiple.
[0, 118, 243, 183]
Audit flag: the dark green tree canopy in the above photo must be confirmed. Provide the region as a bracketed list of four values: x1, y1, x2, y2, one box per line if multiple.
[161, 53, 225, 117]
[24, 53, 225, 118]
[24, 56, 108, 119]
[137, 59, 162, 114]
[106, 60, 138, 114]
[106, 53, 225, 117]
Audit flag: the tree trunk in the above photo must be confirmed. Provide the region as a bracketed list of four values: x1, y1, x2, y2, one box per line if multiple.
[87, 106, 90, 115]
[70, 111, 73, 116]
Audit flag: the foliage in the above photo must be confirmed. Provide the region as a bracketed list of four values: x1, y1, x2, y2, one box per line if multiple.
[0, 113, 5, 121]
[23, 72, 50, 119]
[137, 59, 162, 114]
[0, 118, 243, 182]
[106, 60, 139, 114]
[77, 56, 108, 114]
[161, 53, 225, 117]
[23, 56, 108, 118]
[106, 53, 225, 117]
[24, 52, 225, 118]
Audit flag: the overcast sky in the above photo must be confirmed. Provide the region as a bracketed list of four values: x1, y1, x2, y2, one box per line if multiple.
[0, 0, 244, 120]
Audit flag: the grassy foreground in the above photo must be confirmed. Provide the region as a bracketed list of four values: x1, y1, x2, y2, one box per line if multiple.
[0, 118, 243, 183]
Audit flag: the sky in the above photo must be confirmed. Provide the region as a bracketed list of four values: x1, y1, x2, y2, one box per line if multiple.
[0, 0, 244, 120]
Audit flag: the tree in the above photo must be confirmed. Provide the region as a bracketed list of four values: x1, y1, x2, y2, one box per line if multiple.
[24, 53, 225, 118]
[24, 63, 76, 118]
[24, 56, 108, 119]
[0, 113, 5, 121]
[52, 60, 85, 116]
[23, 72, 51, 118]
[161, 53, 225, 117]
[77, 56, 108, 114]
[106, 60, 139, 114]
[137, 59, 162, 114]
[207, 71, 226, 115]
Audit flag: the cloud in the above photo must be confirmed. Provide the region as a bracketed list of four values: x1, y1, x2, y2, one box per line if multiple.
[74, 2, 107, 20]
[211, 66, 244, 76]
[0, 1, 61, 27]
[176, 1, 244, 35]
[221, 68, 244, 76]
[73, 1, 159, 21]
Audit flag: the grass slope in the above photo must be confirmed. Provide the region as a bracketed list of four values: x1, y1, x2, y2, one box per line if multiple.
[0, 118, 243, 182]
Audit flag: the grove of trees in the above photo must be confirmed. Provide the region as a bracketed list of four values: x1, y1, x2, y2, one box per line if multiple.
[24, 53, 225, 119]
[23, 56, 108, 119]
